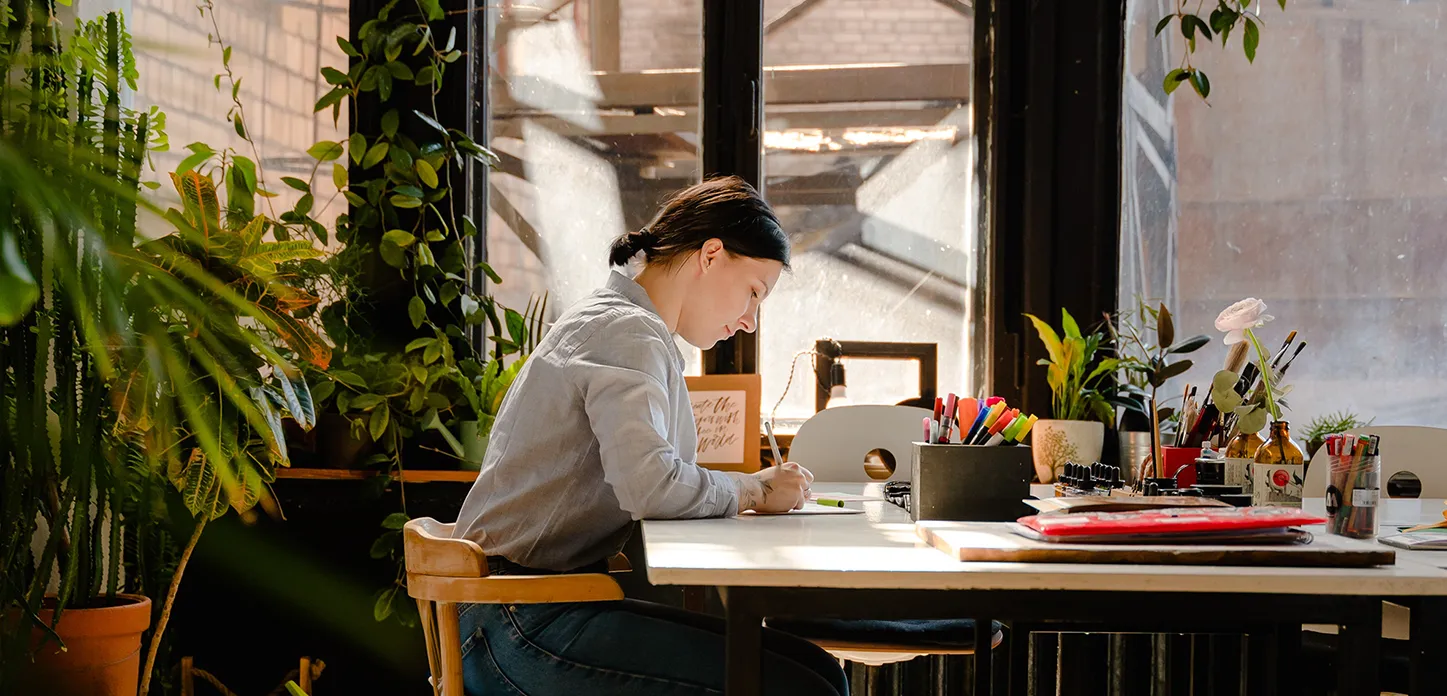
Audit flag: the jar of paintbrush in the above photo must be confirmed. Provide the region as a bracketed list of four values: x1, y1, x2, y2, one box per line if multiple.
[1324, 433, 1380, 539]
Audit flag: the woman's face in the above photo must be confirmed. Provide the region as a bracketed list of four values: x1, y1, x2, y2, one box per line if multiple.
[676, 239, 784, 349]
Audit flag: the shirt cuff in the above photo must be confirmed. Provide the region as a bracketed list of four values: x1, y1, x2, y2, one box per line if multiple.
[707, 468, 741, 517]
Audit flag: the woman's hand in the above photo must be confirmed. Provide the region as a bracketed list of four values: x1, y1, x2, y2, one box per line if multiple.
[732, 461, 814, 514]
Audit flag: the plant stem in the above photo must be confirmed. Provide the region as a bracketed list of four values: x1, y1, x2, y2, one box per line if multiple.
[138, 516, 207, 696]
[1244, 328, 1279, 420]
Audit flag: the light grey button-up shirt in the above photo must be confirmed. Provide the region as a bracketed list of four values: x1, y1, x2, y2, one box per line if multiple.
[452, 271, 741, 571]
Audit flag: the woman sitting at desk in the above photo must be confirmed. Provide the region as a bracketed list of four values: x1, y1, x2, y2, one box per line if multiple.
[452, 177, 847, 695]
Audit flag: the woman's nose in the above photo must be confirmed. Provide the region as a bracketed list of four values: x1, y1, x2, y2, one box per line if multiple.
[737, 309, 758, 334]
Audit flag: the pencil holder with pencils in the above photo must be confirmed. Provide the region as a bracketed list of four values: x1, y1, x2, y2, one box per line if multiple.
[1325, 449, 1380, 540]
[911, 443, 1034, 523]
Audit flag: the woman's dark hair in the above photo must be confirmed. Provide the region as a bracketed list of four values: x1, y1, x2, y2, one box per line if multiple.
[607, 175, 789, 268]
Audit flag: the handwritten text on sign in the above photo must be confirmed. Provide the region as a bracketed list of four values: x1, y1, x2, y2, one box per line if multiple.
[691, 390, 745, 464]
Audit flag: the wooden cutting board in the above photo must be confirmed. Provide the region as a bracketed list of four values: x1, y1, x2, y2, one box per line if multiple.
[916, 521, 1396, 568]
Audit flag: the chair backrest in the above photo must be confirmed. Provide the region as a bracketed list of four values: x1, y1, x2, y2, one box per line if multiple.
[787, 405, 932, 482]
[404, 518, 487, 578]
[1303, 425, 1447, 498]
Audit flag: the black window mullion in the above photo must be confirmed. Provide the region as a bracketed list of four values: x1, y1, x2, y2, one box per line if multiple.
[699, 0, 764, 375]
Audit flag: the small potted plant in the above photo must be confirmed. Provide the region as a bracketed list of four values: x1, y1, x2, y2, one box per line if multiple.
[1024, 309, 1117, 483]
[1105, 301, 1211, 482]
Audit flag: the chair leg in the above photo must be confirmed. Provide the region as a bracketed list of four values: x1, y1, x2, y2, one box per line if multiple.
[180, 656, 195, 696]
[418, 599, 442, 695]
[437, 601, 465, 696]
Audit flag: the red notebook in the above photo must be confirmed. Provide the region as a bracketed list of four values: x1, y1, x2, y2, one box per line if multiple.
[1018, 506, 1325, 539]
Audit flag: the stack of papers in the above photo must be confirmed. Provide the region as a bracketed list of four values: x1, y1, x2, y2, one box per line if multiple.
[1379, 529, 1447, 550]
[1015, 506, 1325, 545]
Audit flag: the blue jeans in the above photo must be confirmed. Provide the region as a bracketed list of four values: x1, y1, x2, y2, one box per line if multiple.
[457, 600, 849, 696]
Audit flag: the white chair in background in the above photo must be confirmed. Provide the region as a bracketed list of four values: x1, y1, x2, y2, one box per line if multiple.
[1303, 425, 1447, 498]
[784, 404, 933, 483]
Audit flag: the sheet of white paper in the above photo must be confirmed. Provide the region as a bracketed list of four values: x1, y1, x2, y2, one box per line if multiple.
[743, 503, 864, 515]
[809, 492, 887, 502]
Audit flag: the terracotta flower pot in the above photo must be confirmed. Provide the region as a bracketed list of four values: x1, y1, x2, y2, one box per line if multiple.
[19, 594, 152, 696]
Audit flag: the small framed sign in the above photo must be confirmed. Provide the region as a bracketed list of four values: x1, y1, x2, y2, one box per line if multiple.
[685, 374, 761, 473]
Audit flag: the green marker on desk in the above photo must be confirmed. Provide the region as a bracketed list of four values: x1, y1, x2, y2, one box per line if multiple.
[814, 498, 845, 507]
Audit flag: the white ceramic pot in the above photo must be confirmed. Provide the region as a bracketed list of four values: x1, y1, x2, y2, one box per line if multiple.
[1030, 419, 1105, 483]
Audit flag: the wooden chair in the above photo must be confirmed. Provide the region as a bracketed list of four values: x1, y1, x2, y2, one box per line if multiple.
[403, 518, 629, 696]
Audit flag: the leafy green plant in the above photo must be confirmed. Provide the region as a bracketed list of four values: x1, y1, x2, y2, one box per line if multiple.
[0, 8, 317, 694]
[1302, 411, 1370, 459]
[1024, 309, 1115, 425]
[1106, 300, 1210, 429]
[1155, 1, 1288, 100]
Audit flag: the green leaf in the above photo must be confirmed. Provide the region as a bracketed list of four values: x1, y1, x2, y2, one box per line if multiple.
[387, 61, 415, 81]
[0, 232, 39, 324]
[1164, 68, 1190, 95]
[1157, 303, 1174, 348]
[177, 150, 212, 175]
[424, 340, 443, 365]
[382, 109, 400, 138]
[380, 243, 407, 268]
[416, 159, 439, 188]
[1243, 17, 1259, 63]
[1237, 406, 1270, 435]
[413, 110, 448, 136]
[333, 162, 348, 190]
[277, 372, 316, 430]
[370, 534, 397, 561]
[1155, 14, 1173, 36]
[234, 113, 247, 139]
[443, 49, 462, 63]
[426, 229, 445, 242]
[378, 68, 394, 100]
[409, 296, 427, 329]
[382, 512, 410, 530]
[369, 406, 390, 441]
[1060, 308, 1081, 340]
[390, 146, 415, 171]
[418, 0, 444, 20]
[390, 195, 423, 209]
[281, 176, 310, 192]
[505, 308, 527, 347]
[330, 370, 368, 388]
[338, 36, 361, 56]
[1024, 313, 1065, 366]
[314, 87, 346, 115]
[1190, 69, 1211, 99]
[383, 229, 417, 247]
[321, 66, 349, 85]
[351, 393, 385, 411]
[295, 193, 314, 216]
[311, 380, 336, 404]
[350, 132, 368, 164]
[1278, 0, 1285, 9]
[1167, 335, 1211, 355]
[405, 337, 436, 352]
[480, 262, 502, 284]
[308, 140, 344, 161]
[362, 142, 390, 169]
[1150, 359, 1193, 388]
[223, 45, 232, 66]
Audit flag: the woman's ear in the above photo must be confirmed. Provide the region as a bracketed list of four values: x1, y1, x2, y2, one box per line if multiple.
[699, 238, 725, 271]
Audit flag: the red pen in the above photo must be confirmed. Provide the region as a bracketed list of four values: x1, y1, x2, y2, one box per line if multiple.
[923, 417, 932, 443]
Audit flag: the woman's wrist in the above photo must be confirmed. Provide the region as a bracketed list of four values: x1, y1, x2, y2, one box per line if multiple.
[726, 472, 767, 512]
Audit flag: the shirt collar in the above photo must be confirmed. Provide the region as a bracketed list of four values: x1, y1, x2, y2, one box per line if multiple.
[606, 271, 685, 369]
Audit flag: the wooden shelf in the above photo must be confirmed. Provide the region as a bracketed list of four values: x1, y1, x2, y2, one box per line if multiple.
[275, 468, 479, 483]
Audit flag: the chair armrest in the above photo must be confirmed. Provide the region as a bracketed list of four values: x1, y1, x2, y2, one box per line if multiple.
[407, 573, 625, 604]
[607, 553, 632, 573]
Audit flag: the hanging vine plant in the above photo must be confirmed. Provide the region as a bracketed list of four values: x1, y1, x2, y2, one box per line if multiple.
[1156, 0, 1288, 100]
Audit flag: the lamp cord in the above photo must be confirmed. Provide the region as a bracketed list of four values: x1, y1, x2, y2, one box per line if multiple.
[769, 349, 832, 430]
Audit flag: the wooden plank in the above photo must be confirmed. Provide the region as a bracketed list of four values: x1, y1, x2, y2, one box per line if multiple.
[916, 521, 1397, 568]
[492, 63, 972, 113]
[274, 468, 478, 483]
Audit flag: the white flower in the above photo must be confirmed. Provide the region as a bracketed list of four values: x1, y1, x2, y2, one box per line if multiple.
[1215, 298, 1273, 344]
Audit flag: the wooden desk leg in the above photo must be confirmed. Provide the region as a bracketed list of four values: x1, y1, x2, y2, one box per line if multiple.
[1336, 600, 1381, 696]
[725, 588, 763, 696]
[1274, 624, 1301, 696]
[1007, 622, 1030, 696]
[974, 617, 993, 696]
[1410, 597, 1447, 696]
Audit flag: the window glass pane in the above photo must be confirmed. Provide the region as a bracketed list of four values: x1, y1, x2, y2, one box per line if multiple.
[1121, 1, 1447, 428]
[124, 0, 351, 236]
[761, 0, 976, 423]
[485, 1, 704, 374]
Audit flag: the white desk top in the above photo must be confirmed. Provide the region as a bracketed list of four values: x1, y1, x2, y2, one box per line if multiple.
[641, 484, 1447, 596]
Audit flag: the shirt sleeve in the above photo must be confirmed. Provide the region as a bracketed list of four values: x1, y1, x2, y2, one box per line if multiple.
[570, 314, 740, 520]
